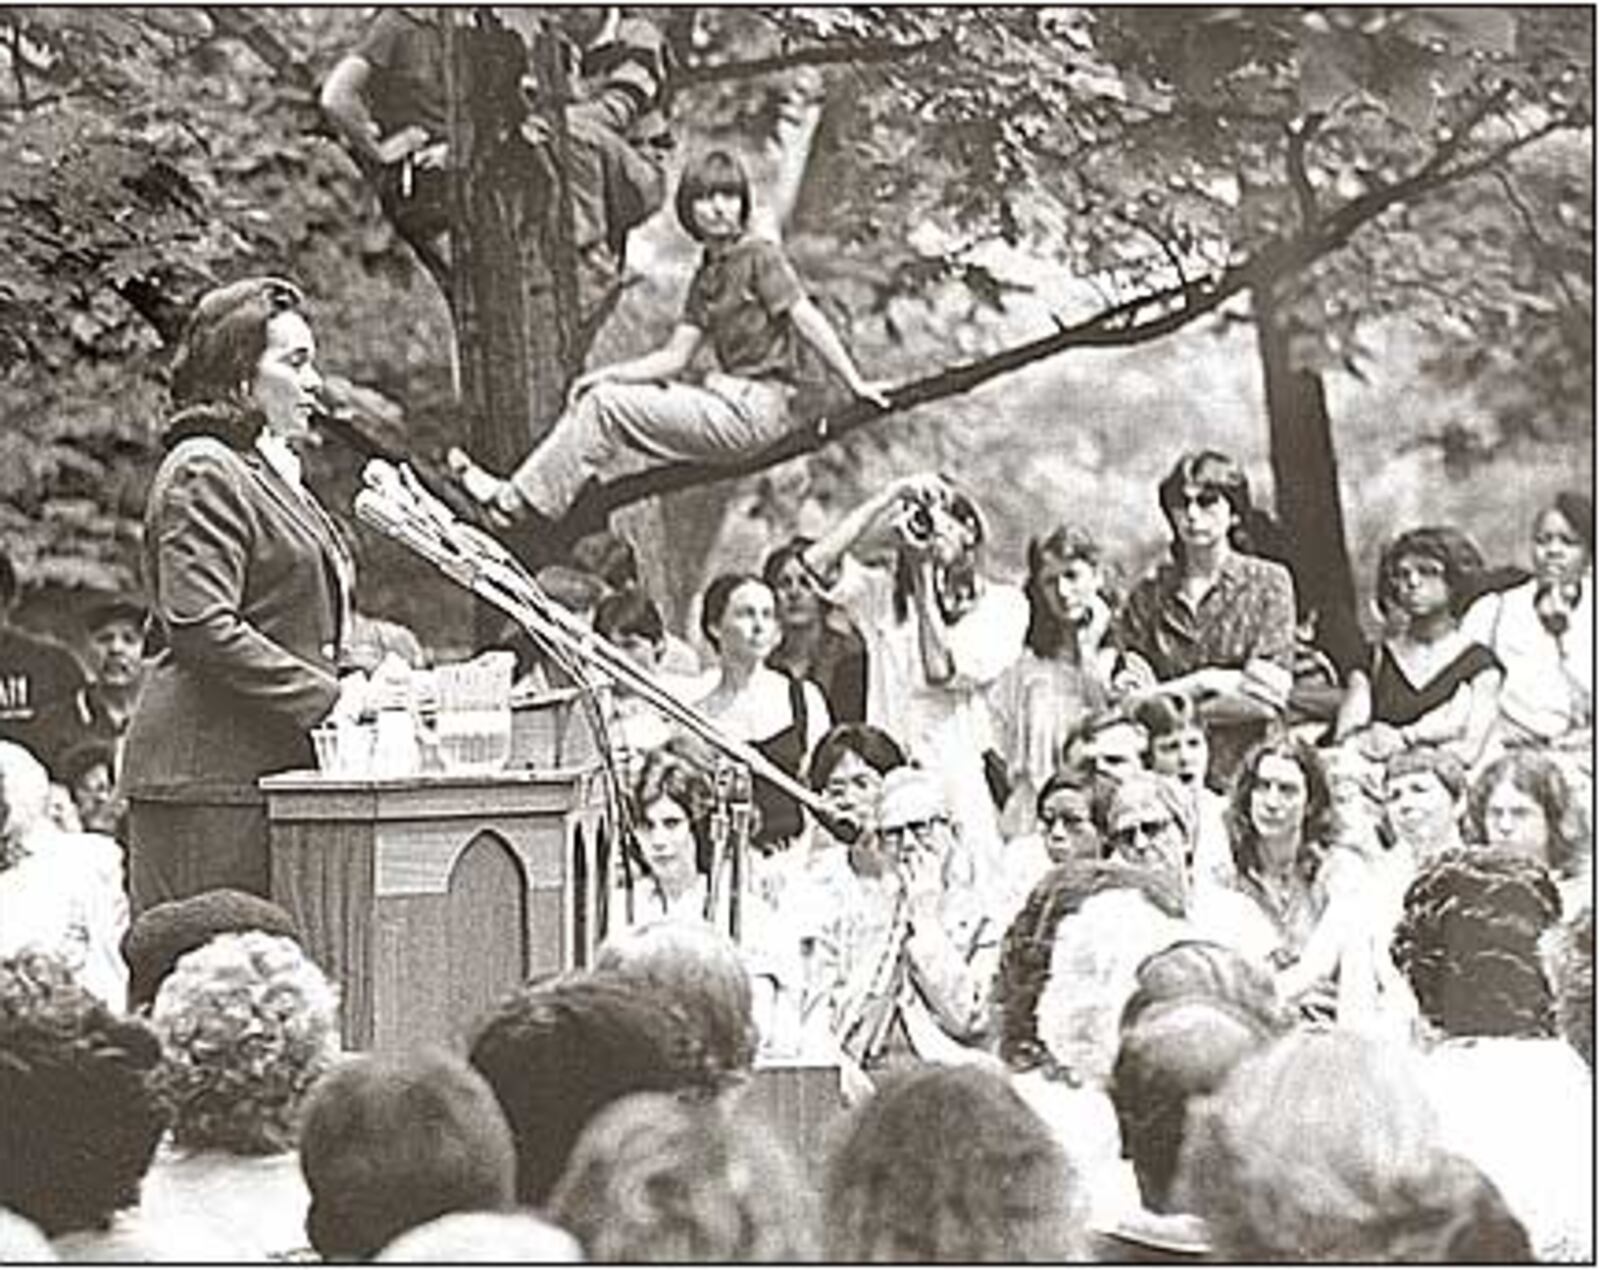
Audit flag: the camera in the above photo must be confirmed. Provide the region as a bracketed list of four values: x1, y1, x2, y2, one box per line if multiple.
[899, 488, 941, 545]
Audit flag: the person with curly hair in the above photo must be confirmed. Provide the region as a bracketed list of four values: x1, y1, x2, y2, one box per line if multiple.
[1468, 750, 1591, 911]
[1391, 849, 1593, 1260]
[467, 968, 716, 1207]
[1336, 525, 1502, 766]
[0, 951, 189, 1257]
[1174, 1028, 1533, 1262]
[823, 1063, 1085, 1261]
[1196, 732, 1376, 1020]
[1117, 938, 1292, 1037]
[1464, 491, 1593, 749]
[549, 1091, 817, 1261]
[991, 523, 1114, 833]
[298, 1049, 518, 1261]
[140, 931, 339, 1260]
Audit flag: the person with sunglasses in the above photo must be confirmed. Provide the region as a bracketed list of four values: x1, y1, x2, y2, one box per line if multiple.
[1102, 772, 1196, 903]
[1113, 451, 1296, 788]
[1334, 526, 1502, 767]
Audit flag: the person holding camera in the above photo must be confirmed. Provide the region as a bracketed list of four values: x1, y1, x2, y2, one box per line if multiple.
[801, 473, 1027, 889]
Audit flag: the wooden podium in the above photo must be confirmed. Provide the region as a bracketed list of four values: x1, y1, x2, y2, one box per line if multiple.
[263, 767, 610, 1053]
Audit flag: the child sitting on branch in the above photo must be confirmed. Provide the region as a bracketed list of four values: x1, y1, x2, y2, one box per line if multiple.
[448, 149, 893, 562]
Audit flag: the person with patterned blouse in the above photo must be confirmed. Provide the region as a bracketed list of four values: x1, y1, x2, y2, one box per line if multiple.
[1114, 451, 1297, 786]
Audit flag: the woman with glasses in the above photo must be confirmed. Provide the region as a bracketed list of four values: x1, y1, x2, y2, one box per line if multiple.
[1113, 451, 1297, 787]
[1102, 772, 1196, 902]
[1334, 526, 1501, 767]
[121, 278, 364, 913]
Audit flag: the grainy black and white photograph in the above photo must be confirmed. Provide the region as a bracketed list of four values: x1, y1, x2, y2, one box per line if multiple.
[0, 3, 1592, 1262]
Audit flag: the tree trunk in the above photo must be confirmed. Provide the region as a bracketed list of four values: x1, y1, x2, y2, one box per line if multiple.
[1253, 283, 1365, 675]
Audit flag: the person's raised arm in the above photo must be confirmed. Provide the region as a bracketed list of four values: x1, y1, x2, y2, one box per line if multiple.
[567, 323, 704, 405]
[801, 473, 943, 584]
[788, 298, 892, 409]
[320, 55, 387, 170]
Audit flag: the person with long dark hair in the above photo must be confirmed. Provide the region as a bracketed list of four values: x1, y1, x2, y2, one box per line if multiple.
[121, 278, 364, 913]
[447, 149, 889, 555]
[1114, 451, 1297, 786]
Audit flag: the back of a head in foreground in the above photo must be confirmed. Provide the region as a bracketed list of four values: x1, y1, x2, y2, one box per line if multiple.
[1174, 1028, 1534, 1262]
[549, 1091, 816, 1261]
[468, 969, 710, 1206]
[594, 919, 757, 1081]
[823, 1062, 1084, 1262]
[299, 1048, 518, 1261]
[1119, 939, 1292, 1037]
[121, 888, 301, 1012]
[1545, 904, 1594, 1068]
[0, 951, 166, 1237]
[375, 1212, 582, 1263]
[1110, 997, 1273, 1214]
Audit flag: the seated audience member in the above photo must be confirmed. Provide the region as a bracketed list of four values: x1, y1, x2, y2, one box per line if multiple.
[1101, 771, 1196, 902]
[143, 931, 338, 1261]
[1174, 1029, 1534, 1262]
[992, 523, 1113, 832]
[467, 969, 715, 1206]
[299, 1050, 518, 1262]
[1545, 903, 1594, 1069]
[763, 535, 869, 724]
[1383, 744, 1468, 864]
[1391, 849, 1594, 1261]
[823, 1064, 1085, 1262]
[0, 951, 183, 1258]
[1113, 450, 1296, 786]
[1198, 733, 1373, 1019]
[595, 919, 758, 1082]
[121, 887, 301, 1013]
[55, 739, 123, 838]
[830, 766, 1004, 1076]
[33, 590, 147, 780]
[0, 740, 127, 1008]
[692, 571, 830, 858]
[592, 588, 680, 756]
[1118, 939, 1292, 1037]
[1468, 750, 1591, 912]
[375, 1212, 582, 1263]
[1321, 741, 1387, 856]
[804, 721, 908, 881]
[1464, 491, 1593, 749]
[549, 1092, 817, 1261]
[1336, 526, 1502, 767]
[1064, 704, 1148, 796]
[995, 769, 1102, 924]
[1134, 692, 1233, 886]
[803, 472, 1027, 886]
[1099, 998, 1274, 1260]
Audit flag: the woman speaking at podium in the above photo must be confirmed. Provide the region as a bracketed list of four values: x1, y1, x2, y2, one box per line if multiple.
[122, 278, 364, 912]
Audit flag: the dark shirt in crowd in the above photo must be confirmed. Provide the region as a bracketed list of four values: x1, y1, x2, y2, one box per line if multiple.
[682, 237, 806, 383]
[0, 625, 87, 768]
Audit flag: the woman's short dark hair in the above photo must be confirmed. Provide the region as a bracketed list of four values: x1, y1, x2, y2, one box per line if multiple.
[0, 951, 168, 1236]
[698, 571, 767, 651]
[550, 1092, 817, 1262]
[1545, 491, 1594, 556]
[1175, 1029, 1534, 1262]
[1033, 766, 1096, 824]
[674, 150, 752, 241]
[1225, 731, 1333, 883]
[593, 588, 664, 646]
[1023, 524, 1102, 658]
[467, 970, 713, 1206]
[1376, 525, 1487, 618]
[170, 276, 305, 408]
[993, 860, 1187, 1073]
[806, 723, 907, 790]
[760, 535, 815, 590]
[299, 1049, 517, 1261]
[1467, 751, 1588, 879]
[1391, 848, 1561, 1040]
[824, 1064, 1084, 1262]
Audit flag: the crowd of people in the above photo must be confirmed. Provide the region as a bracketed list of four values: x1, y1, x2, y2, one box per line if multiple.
[0, 67, 1593, 1258]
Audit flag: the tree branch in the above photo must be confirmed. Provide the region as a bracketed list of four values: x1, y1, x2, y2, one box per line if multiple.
[569, 93, 1585, 522]
[676, 35, 948, 87]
